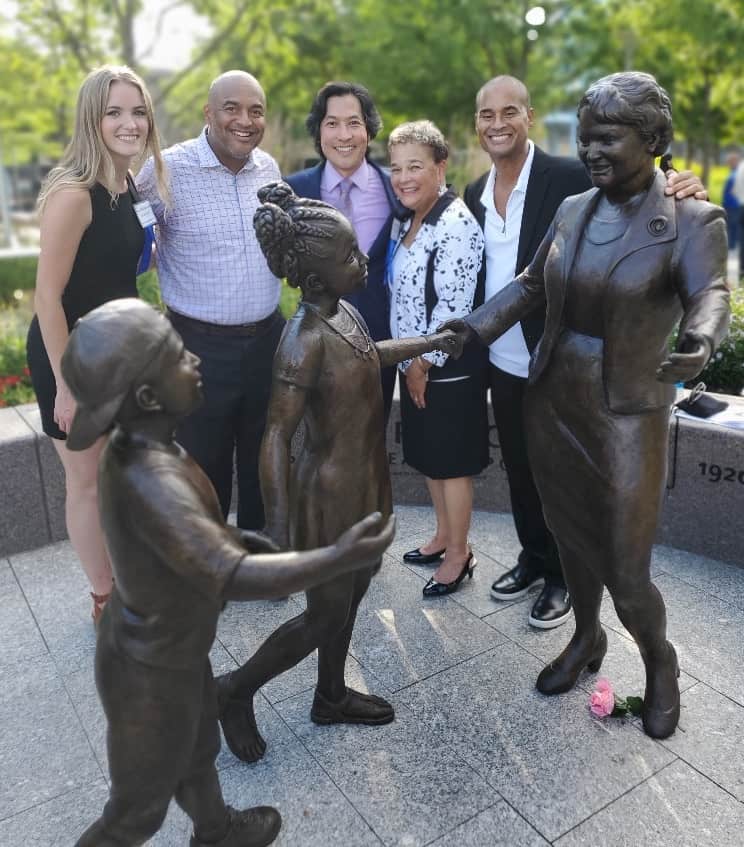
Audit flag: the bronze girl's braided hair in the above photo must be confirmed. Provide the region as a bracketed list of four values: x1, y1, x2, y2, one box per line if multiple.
[254, 181, 346, 288]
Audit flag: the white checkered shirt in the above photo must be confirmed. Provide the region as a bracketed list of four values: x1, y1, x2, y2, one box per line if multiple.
[136, 129, 282, 324]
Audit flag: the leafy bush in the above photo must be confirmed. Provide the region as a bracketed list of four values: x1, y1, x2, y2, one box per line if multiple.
[136, 269, 300, 318]
[0, 272, 303, 407]
[0, 376, 35, 407]
[691, 287, 744, 396]
[136, 269, 163, 310]
[0, 332, 34, 407]
[0, 332, 28, 374]
[0, 256, 37, 304]
[280, 281, 301, 318]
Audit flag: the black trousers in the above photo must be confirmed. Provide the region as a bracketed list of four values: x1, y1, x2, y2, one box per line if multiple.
[488, 363, 565, 586]
[169, 310, 285, 530]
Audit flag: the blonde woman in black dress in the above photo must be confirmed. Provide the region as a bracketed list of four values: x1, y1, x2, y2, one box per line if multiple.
[26, 65, 168, 622]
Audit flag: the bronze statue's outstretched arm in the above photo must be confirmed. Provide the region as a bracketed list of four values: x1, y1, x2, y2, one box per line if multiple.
[223, 512, 396, 601]
[376, 330, 463, 368]
[439, 223, 553, 347]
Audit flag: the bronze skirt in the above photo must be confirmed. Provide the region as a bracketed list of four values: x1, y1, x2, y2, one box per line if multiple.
[524, 329, 670, 575]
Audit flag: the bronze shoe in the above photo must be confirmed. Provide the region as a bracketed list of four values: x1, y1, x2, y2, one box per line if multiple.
[536, 629, 608, 695]
[642, 642, 681, 739]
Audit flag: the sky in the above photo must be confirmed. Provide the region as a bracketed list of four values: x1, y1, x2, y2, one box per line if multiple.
[1, 0, 210, 72]
[134, 1, 211, 71]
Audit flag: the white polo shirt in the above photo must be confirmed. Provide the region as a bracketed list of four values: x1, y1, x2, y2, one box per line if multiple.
[479, 141, 535, 378]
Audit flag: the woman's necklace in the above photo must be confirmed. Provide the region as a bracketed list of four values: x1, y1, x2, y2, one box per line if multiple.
[304, 301, 376, 360]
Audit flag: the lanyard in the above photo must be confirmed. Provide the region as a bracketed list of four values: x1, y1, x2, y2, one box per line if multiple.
[126, 173, 156, 275]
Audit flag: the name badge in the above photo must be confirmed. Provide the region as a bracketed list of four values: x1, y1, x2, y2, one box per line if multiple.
[133, 200, 157, 228]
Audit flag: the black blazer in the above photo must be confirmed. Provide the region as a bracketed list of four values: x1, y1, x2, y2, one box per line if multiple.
[463, 145, 591, 353]
[285, 159, 402, 342]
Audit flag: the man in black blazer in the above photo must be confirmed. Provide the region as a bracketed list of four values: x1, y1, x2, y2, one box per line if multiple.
[465, 75, 706, 629]
[286, 81, 401, 417]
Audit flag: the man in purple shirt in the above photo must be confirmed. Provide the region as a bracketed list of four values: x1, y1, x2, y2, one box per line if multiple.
[286, 81, 401, 417]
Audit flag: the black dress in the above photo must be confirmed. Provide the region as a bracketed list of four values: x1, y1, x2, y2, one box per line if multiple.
[390, 193, 489, 480]
[27, 183, 144, 439]
[399, 342, 489, 479]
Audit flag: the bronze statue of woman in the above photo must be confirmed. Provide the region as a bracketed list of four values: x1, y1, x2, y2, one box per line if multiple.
[443, 72, 729, 739]
[217, 181, 461, 761]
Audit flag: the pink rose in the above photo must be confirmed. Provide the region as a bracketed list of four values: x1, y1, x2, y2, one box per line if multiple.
[595, 677, 613, 695]
[589, 677, 615, 717]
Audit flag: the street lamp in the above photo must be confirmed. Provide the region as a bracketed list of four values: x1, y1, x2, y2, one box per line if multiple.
[525, 6, 546, 26]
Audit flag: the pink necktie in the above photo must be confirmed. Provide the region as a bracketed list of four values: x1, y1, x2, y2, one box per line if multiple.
[338, 178, 353, 223]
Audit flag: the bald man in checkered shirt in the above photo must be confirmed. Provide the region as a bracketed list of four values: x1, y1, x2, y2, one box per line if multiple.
[137, 71, 284, 530]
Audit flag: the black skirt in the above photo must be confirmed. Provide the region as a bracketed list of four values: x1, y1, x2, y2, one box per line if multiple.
[399, 348, 489, 479]
[27, 316, 65, 440]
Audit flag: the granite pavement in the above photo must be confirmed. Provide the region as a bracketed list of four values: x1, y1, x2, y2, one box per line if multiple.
[1, 506, 743, 846]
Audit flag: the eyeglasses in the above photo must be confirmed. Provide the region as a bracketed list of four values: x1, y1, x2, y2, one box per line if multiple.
[687, 381, 706, 405]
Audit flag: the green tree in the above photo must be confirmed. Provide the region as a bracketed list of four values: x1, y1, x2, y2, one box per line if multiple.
[554, 0, 744, 181]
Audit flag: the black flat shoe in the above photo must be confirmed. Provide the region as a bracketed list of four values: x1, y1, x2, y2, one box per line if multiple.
[403, 547, 446, 565]
[423, 553, 476, 597]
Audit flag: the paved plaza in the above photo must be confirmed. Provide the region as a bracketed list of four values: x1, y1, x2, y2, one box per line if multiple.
[1, 504, 743, 846]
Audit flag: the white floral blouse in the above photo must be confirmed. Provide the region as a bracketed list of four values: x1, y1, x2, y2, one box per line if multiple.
[388, 193, 484, 372]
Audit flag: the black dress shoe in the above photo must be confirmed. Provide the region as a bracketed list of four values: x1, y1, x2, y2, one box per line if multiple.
[423, 553, 476, 597]
[528, 583, 572, 630]
[490, 555, 543, 600]
[403, 547, 445, 565]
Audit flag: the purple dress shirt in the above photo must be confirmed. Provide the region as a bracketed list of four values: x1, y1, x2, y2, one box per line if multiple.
[320, 159, 391, 254]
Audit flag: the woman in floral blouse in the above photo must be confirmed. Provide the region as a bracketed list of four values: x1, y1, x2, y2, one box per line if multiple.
[387, 120, 488, 597]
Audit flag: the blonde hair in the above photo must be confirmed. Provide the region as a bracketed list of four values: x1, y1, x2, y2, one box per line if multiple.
[38, 65, 169, 212]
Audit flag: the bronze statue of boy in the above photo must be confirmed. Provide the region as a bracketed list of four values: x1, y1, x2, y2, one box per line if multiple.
[62, 297, 396, 847]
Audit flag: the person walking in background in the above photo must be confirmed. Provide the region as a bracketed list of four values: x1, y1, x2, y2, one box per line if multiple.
[387, 120, 489, 597]
[732, 152, 744, 279]
[464, 75, 708, 630]
[26, 65, 167, 623]
[136, 70, 284, 531]
[286, 81, 401, 418]
[722, 151, 740, 252]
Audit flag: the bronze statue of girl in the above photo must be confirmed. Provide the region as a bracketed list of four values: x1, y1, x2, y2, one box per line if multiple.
[217, 182, 461, 761]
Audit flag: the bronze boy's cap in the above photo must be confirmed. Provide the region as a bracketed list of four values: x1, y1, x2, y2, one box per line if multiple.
[61, 298, 172, 451]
